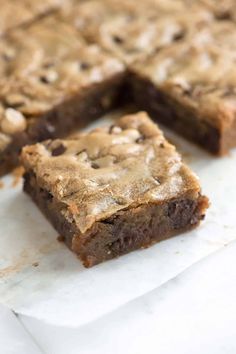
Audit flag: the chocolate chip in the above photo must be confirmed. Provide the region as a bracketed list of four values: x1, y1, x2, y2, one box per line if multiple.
[40, 76, 49, 84]
[173, 31, 185, 41]
[51, 144, 66, 156]
[216, 12, 231, 20]
[113, 35, 124, 44]
[159, 143, 165, 148]
[91, 162, 99, 169]
[76, 149, 86, 156]
[80, 62, 90, 70]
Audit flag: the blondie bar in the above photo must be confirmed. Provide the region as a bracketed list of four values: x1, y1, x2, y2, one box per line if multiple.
[131, 38, 236, 154]
[22, 112, 208, 267]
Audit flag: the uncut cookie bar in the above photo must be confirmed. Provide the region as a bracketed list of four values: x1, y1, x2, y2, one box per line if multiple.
[131, 39, 236, 155]
[0, 16, 125, 175]
[21, 112, 209, 268]
[0, 0, 67, 36]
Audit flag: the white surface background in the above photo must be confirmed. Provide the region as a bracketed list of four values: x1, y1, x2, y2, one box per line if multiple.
[0, 116, 236, 353]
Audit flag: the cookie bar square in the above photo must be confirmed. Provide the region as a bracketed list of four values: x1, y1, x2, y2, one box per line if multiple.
[22, 112, 209, 267]
[131, 36, 236, 155]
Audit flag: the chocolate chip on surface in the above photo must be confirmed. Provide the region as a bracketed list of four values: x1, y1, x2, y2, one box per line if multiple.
[51, 143, 66, 156]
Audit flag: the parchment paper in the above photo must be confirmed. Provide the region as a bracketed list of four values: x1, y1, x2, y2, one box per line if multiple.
[20, 241, 236, 354]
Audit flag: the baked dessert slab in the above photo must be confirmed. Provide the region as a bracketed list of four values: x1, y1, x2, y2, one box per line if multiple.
[131, 39, 236, 155]
[0, 16, 125, 176]
[22, 112, 209, 267]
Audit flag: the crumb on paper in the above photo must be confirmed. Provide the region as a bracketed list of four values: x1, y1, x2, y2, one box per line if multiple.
[0, 242, 60, 279]
[11, 166, 25, 187]
[57, 235, 65, 242]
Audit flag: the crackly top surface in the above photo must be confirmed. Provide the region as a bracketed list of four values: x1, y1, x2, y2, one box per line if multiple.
[0, 0, 67, 36]
[58, 0, 198, 44]
[132, 24, 236, 130]
[86, 10, 212, 65]
[22, 112, 201, 233]
[59, 0, 212, 65]
[0, 16, 124, 152]
[59, 0, 188, 36]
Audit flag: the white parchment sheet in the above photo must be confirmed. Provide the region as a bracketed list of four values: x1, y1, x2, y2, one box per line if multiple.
[20, 241, 236, 354]
[0, 115, 236, 327]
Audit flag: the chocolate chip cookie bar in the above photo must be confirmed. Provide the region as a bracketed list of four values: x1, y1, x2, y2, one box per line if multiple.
[131, 37, 236, 155]
[21, 112, 209, 267]
[0, 16, 125, 175]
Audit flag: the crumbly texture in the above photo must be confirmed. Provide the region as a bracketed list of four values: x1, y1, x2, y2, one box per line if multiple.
[131, 26, 236, 155]
[0, 16, 125, 175]
[22, 112, 209, 267]
[0, 0, 68, 36]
